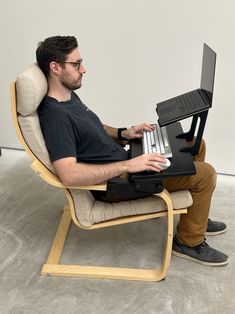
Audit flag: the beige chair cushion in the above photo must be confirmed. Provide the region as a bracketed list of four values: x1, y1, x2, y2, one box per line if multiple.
[18, 114, 55, 173]
[16, 63, 55, 173]
[16, 63, 193, 228]
[70, 189, 193, 227]
[16, 63, 47, 116]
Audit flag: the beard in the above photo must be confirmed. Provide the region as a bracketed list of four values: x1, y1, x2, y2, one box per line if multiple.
[60, 76, 82, 91]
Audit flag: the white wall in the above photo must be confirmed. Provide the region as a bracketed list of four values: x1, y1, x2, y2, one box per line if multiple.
[1, 0, 235, 174]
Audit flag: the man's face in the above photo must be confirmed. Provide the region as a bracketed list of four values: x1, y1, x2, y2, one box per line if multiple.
[59, 48, 86, 91]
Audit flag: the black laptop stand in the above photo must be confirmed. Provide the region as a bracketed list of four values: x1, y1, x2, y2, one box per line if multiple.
[176, 110, 208, 156]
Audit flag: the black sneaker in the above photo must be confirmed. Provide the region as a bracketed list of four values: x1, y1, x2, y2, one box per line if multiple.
[172, 236, 229, 266]
[206, 218, 227, 236]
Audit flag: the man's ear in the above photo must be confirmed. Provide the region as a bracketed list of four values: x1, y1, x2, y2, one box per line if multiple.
[49, 61, 61, 75]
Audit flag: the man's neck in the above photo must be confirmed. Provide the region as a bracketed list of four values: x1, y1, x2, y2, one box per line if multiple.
[47, 79, 72, 102]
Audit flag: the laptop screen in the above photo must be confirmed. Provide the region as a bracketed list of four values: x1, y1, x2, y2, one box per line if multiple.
[200, 43, 217, 101]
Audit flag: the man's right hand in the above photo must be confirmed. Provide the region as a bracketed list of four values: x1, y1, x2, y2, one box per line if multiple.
[124, 153, 167, 173]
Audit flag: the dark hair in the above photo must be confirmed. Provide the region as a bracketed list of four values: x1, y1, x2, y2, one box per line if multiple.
[36, 36, 78, 77]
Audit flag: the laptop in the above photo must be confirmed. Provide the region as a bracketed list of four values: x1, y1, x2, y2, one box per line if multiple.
[156, 43, 217, 126]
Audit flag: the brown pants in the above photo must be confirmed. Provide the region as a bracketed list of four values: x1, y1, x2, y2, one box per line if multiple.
[164, 139, 217, 247]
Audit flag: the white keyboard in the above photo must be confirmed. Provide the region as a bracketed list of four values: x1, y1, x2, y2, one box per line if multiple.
[142, 123, 172, 158]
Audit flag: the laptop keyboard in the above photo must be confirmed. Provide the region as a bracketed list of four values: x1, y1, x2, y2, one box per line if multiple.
[142, 123, 172, 158]
[177, 90, 205, 113]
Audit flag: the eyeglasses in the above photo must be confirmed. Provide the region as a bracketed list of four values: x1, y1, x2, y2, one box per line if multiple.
[58, 59, 83, 70]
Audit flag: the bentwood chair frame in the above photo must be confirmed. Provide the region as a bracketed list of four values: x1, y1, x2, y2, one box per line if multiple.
[10, 74, 189, 282]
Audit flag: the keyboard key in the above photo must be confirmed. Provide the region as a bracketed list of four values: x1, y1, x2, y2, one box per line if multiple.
[142, 123, 172, 157]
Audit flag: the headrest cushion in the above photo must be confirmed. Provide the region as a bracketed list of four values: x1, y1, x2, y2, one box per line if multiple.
[16, 63, 47, 116]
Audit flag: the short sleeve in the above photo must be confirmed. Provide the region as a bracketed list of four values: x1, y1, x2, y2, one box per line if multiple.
[41, 117, 77, 162]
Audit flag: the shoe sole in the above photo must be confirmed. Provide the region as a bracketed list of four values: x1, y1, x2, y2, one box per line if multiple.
[205, 227, 228, 236]
[172, 250, 230, 266]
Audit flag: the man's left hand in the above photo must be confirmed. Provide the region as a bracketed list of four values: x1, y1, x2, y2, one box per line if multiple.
[122, 123, 155, 140]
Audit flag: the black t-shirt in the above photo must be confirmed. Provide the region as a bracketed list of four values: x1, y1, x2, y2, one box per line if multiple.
[38, 92, 128, 163]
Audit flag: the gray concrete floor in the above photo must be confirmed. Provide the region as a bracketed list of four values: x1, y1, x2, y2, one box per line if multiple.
[0, 148, 234, 314]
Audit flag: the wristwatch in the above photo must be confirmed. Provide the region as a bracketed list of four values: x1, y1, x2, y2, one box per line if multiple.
[118, 127, 127, 140]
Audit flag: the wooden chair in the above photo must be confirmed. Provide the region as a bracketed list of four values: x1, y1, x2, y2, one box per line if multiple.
[10, 64, 192, 281]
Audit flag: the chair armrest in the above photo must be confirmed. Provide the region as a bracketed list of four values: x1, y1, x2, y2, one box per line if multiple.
[31, 159, 107, 191]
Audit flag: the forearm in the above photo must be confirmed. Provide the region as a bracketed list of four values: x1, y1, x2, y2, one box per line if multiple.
[103, 124, 119, 139]
[54, 159, 129, 186]
[53, 147, 167, 186]
[103, 123, 155, 141]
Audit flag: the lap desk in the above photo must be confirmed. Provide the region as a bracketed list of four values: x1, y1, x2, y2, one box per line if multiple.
[107, 122, 196, 199]
[129, 121, 196, 181]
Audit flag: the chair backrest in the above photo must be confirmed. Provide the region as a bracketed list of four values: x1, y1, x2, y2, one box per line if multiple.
[15, 63, 55, 173]
[11, 64, 100, 228]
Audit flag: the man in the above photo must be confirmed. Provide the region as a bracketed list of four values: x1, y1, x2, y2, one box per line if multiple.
[37, 36, 229, 266]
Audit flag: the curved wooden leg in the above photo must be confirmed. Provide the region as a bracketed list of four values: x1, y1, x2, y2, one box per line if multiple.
[155, 190, 174, 280]
[41, 190, 178, 282]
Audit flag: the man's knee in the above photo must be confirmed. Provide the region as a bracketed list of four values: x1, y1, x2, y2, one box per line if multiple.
[199, 162, 217, 188]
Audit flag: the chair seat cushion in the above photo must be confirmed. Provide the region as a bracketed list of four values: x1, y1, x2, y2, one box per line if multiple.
[70, 189, 193, 227]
